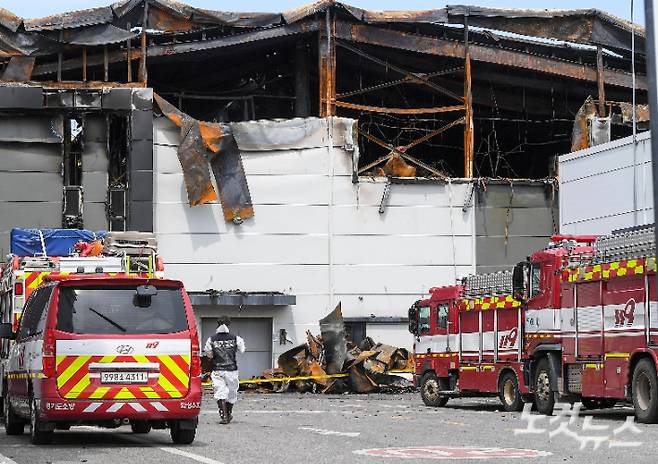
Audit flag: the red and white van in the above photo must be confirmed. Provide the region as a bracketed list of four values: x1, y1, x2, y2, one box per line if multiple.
[0, 276, 202, 445]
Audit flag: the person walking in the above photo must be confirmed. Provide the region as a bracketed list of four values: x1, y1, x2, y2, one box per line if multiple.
[204, 316, 246, 424]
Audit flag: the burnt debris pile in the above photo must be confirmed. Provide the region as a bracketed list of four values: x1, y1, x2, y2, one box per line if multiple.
[244, 304, 414, 393]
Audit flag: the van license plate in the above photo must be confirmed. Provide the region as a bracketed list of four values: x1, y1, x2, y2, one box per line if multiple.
[100, 372, 148, 384]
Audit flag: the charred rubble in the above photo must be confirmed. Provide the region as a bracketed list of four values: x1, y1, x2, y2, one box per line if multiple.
[237, 304, 414, 394]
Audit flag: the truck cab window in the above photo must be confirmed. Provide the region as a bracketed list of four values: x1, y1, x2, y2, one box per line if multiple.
[437, 304, 448, 329]
[530, 264, 541, 298]
[418, 306, 430, 334]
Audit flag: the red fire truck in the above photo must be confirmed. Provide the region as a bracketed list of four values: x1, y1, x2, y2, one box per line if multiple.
[409, 225, 658, 423]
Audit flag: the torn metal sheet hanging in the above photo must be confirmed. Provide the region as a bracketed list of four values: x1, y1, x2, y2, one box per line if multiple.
[319, 303, 348, 375]
[153, 93, 254, 222]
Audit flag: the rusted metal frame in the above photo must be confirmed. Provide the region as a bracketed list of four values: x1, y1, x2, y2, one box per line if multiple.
[319, 9, 336, 117]
[334, 101, 464, 114]
[336, 40, 464, 103]
[357, 116, 465, 174]
[336, 66, 464, 99]
[463, 17, 474, 178]
[33, 21, 320, 78]
[82, 47, 87, 82]
[139, 0, 149, 85]
[356, 127, 448, 179]
[57, 30, 63, 81]
[596, 45, 606, 117]
[127, 22, 132, 82]
[103, 46, 109, 81]
[333, 20, 647, 90]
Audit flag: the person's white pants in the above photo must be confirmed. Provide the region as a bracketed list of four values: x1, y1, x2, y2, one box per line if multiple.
[211, 370, 240, 404]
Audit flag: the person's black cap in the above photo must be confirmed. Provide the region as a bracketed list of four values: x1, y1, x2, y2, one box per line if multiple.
[216, 316, 231, 327]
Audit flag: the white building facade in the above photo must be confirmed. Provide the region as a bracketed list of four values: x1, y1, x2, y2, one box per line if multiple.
[560, 131, 653, 235]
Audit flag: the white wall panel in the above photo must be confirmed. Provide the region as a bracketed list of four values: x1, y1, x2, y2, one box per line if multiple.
[158, 233, 328, 264]
[332, 235, 473, 265]
[155, 203, 328, 234]
[333, 180, 472, 207]
[154, 172, 331, 205]
[560, 132, 654, 234]
[332, 205, 471, 236]
[153, 117, 477, 360]
[165, 263, 330, 294]
[332, 264, 472, 294]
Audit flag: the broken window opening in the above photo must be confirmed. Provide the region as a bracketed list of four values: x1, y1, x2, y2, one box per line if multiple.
[107, 114, 130, 231]
[62, 116, 84, 229]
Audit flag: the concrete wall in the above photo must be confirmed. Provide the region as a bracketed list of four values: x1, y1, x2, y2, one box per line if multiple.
[560, 131, 653, 235]
[153, 116, 475, 359]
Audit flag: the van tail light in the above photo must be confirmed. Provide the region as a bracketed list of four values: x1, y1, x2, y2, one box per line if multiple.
[42, 328, 56, 378]
[14, 282, 23, 296]
[190, 331, 201, 377]
[155, 256, 165, 272]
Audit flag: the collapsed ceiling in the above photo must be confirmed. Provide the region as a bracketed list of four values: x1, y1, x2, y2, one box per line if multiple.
[0, 0, 648, 179]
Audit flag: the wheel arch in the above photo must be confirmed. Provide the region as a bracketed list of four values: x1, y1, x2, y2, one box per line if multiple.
[529, 345, 562, 392]
[497, 366, 520, 389]
[628, 350, 658, 391]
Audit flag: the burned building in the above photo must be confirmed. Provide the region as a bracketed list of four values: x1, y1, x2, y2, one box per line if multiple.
[0, 1, 647, 375]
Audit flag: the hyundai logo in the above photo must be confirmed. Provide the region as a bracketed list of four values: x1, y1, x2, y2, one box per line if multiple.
[116, 344, 135, 355]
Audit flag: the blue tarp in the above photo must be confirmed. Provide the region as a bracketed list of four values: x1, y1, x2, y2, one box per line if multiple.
[10, 228, 107, 257]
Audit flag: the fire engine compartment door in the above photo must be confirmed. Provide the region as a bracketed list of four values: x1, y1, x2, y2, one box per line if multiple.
[576, 282, 603, 358]
[603, 276, 646, 354]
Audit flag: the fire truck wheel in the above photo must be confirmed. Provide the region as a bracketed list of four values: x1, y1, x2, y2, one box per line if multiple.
[3, 392, 24, 436]
[170, 420, 196, 445]
[29, 396, 53, 445]
[420, 372, 449, 407]
[130, 420, 152, 434]
[533, 358, 555, 416]
[632, 358, 658, 423]
[498, 371, 523, 412]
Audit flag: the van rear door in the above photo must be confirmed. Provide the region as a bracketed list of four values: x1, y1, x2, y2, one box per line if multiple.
[53, 283, 191, 400]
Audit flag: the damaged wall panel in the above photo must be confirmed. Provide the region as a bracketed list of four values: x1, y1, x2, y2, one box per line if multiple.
[474, 182, 558, 274]
[82, 114, 109, 230]
[155, 116, 479, 360]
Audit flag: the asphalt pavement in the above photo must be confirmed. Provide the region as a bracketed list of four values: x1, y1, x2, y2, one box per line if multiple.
[1, 392, 658, 463]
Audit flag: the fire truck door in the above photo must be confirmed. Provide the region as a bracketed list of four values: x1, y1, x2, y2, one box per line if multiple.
[436, 303, 452, 353]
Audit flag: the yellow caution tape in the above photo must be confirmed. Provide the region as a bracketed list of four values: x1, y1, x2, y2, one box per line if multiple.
[201, 369, 415, 386]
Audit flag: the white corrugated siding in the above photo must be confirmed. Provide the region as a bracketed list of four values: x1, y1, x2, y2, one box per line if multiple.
[559, 131, 653, 235]
[153, 116, 475, 358]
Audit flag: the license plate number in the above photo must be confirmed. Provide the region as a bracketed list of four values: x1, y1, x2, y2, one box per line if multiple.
[100, 372, 148, 384]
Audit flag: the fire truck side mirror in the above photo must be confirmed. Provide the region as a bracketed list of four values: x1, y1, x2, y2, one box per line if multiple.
[0, 322, 14, 340]
[408, 304, 419, 335]
[512, 262, 529, 303]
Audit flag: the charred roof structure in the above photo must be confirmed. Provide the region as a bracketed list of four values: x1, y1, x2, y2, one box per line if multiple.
[0, 0, 647, 180]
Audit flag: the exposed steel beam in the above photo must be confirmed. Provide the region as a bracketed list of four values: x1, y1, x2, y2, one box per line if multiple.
[334, 20, 647, 91]
[335, 101, 465, 114]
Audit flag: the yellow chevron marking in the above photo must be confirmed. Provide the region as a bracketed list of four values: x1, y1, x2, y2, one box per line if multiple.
[66, 375, 91, 399]
[89, 387, 110, 399]
[157, 371, 179, 395]
[114, 387, 136, 399]
[57, 356, 91, 388]
[160, 355, 189, 386]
